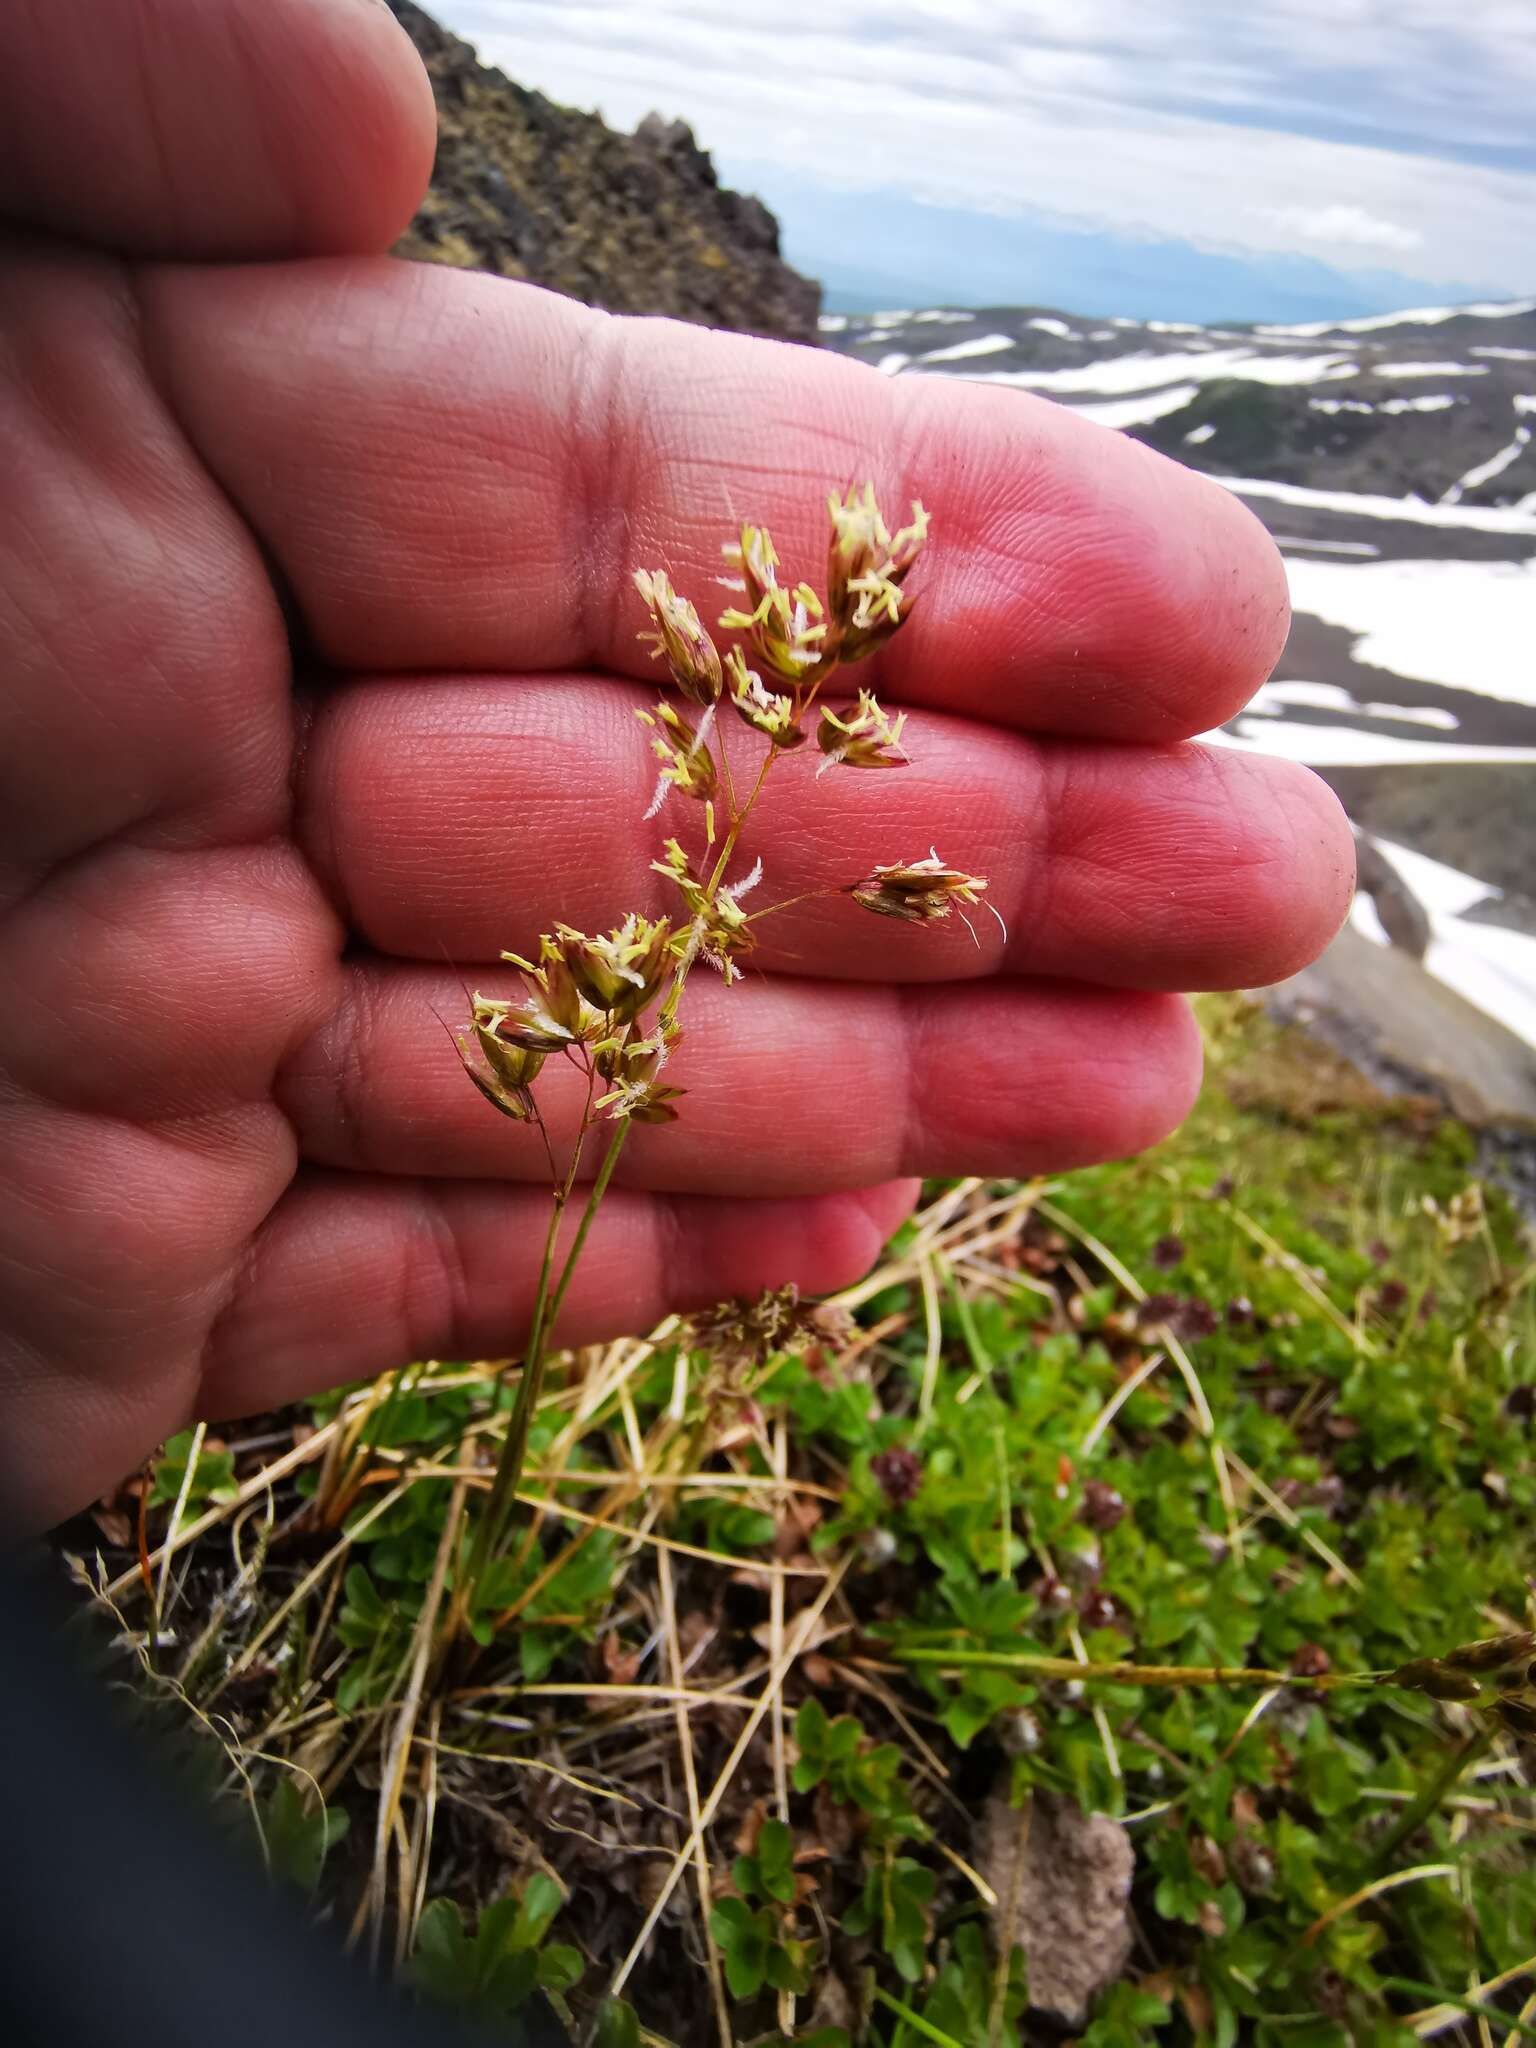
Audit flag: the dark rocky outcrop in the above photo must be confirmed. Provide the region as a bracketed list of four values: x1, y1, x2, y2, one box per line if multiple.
[384, 2, 820, 342]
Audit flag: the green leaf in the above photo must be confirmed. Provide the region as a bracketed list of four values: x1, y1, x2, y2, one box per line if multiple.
[595, 1999, 642, 2048]
[149, 1428, 238, 1511]
[858, 1856, 936, 1984]
[411, 1898, 470, 2001]
[711, 1896, 770, 1999]
[512, 1871, 565, 1951]
[755, 1818, 796, 1905]
[476, 1895, 524, 1972]
[259, 1776, 349, 1895]
[535, 1943, 583, 1993]
[520, 1626, 562, 1683]
[792, 1697, 831, 1789]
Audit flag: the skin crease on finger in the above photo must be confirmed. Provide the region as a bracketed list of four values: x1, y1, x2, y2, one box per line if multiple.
[0, 0, 1351, 1531]
[273, 968, 1208, 1197]
[135, 256, 1295, 743]
[196, 1177, 925, 1420]
[294, 675, 1356, 994]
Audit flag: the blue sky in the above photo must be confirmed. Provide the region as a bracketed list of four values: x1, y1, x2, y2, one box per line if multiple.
[433, 1, 1536, 323]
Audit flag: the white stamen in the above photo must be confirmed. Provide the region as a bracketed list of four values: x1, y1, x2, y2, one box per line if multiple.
[643, 770, 670, 821]
[724, 857, 764, 902]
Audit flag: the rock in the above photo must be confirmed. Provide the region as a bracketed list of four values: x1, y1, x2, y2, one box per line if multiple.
[976, 1788, 1135, 2025]
[382, 3, 821, 343]
[1264, 924, 1536, 1131]
[1354, 832, 1431, 959]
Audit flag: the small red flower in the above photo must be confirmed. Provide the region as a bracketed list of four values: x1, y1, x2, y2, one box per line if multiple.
[869, 1446, 923, 1505]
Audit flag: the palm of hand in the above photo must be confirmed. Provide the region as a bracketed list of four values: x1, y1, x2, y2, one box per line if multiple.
[0, 0, 1352, 1530]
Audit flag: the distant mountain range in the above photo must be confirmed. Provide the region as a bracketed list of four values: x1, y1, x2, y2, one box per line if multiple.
[821, 300, 1536, 508]
[823, 299, 1536, 1085]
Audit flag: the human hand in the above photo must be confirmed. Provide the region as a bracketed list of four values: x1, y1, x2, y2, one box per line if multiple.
[0, 0, 1352, 1530]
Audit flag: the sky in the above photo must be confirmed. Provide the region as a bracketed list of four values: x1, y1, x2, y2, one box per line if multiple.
[432, 1, 1536, 323]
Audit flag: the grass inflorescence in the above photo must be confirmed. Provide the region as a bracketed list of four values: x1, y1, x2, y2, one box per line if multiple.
[445, 484, 985, 1664]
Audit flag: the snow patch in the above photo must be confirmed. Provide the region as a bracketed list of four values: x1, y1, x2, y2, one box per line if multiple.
[1274, 536, 1380, 556]
[1311, 394, 1460, 415]
[1028, 316, 1076, 339]
[966, 347, 1357, 396]
[1381, 394, 1460, 414]
[1351, 893, 1392, 947]
[1256, 299, 1536, 339]
[1375, 360, 1488, 379]
[1216, 474, 1536, 535]
[1285, 555, 1536, 707]
[1442, 425, 1532, 504]
[1184, 422, 1216, 445]
[1068, 383, 1201, 430]
[1203, 722, 1536, 768]
[875, 352, 911, 376]
[916, 332, 1017, 365]
[1374, 840, 1536, 1046]
[1249, 680, 1458, 729]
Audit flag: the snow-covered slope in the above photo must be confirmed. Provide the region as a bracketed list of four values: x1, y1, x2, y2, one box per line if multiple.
[823, 299, 1536, 1059]
[824, 298, 1536, 509]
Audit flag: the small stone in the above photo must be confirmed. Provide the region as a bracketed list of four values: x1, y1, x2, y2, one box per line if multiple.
[976, 1790, 1135, 2026]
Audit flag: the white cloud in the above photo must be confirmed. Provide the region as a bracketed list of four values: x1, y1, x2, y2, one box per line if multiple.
[1264, 203, 1424, 252]
[440, 1, 1536, 292]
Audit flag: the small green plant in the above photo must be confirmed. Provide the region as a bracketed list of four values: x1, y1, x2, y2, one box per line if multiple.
[334, 1563, 416, 1711]
[845, 1851, 936, 1985]
[919, 1921, 1028, 2045]
[411, 1874, 582, 2026]
[256, 1775, 349, 1895]
[592, 1999, 643, 2048]
[710, 1819, 813, 2001]
[149, 1427, 236, 1513]
[791, 1699, 926, 1840]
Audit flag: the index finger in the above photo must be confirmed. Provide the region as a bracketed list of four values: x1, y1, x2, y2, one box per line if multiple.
[140, 257, 1289, 741]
